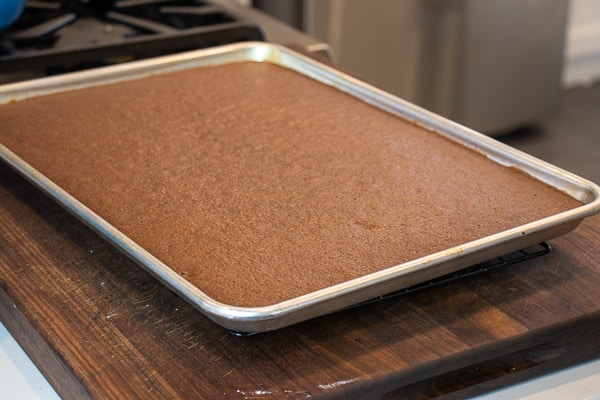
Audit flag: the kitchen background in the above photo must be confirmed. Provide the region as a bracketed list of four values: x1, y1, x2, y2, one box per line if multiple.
[1, 0, 599, 399]
[254, 0, 599, 126]
[252, 0, 600, 185]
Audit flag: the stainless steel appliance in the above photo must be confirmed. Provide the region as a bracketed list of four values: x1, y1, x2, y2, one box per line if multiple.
[257, 0, 571, 135]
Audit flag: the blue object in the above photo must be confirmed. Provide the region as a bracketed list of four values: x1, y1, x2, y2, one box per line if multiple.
[0, 0, 25, 30]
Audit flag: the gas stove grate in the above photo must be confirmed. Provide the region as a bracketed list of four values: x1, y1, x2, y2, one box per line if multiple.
[0, 0, 264, 78]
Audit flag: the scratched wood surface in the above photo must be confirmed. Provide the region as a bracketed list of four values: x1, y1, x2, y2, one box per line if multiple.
[1, 160, 599, 399]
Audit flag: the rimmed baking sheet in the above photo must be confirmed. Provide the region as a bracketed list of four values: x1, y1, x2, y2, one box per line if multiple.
[1, 42, 599, 333]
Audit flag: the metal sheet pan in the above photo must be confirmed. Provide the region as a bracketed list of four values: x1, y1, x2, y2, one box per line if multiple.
[1, 42, 599, 333]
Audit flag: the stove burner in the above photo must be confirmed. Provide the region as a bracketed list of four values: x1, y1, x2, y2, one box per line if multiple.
[0, 0, 264, 80]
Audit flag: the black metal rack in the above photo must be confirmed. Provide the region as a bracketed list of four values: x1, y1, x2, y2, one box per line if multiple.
[356, 242, 552, 307]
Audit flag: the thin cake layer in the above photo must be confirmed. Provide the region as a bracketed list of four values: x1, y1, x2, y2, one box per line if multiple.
[0, 62, 581, 306]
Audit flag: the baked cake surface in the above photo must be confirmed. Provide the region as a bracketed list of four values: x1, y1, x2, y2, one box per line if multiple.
[0, 62, 581, 306]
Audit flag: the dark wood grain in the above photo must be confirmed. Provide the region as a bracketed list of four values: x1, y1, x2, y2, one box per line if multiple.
[1, 160, 599, 399]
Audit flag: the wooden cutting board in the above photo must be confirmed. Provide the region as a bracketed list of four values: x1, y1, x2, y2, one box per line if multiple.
[1, 160, 599, 399]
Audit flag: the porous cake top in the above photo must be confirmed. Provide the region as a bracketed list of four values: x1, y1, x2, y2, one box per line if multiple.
[0, 62, 581, 306]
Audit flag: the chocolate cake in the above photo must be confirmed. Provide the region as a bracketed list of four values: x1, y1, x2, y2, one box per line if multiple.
[0, 62, 581, 307]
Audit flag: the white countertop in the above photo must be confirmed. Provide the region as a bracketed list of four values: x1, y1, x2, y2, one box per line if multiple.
[1, 320, 599, 400]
